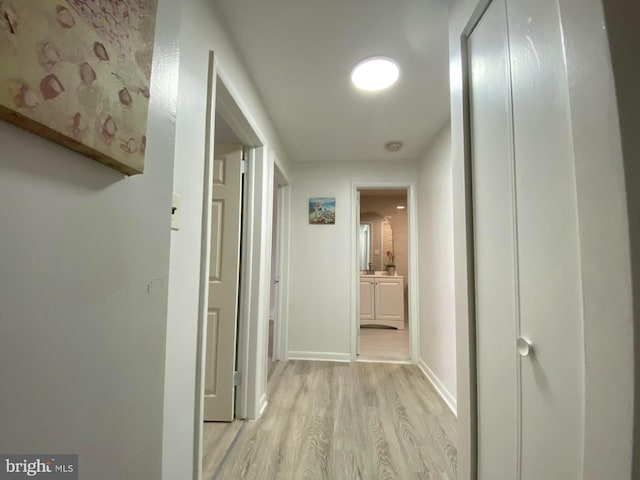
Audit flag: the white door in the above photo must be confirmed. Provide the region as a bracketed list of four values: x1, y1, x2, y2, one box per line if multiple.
[268, 179, 280, 363]
[469, 0, 584, 478]
[204, 144, 243, 422]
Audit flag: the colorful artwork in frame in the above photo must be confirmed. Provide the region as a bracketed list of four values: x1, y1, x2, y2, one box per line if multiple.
[309, 197, 336, 225]
[0, 0, 159, 175]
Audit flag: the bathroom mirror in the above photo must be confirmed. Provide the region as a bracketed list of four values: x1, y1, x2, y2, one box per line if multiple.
[359, 223, 371, 270]
[360, 212, 394, 271]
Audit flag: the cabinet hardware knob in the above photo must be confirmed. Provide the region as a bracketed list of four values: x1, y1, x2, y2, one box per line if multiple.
[516, 337, 533, 357]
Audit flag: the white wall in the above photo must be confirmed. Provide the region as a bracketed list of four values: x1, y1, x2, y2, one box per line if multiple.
[416, 123, 456, 411]
[288, 160, 417, 360]
[0, 1, 181, 478]
[557, 0, 637, 476]
[449, 0, 636, 478]
[162, 0, 291, 478]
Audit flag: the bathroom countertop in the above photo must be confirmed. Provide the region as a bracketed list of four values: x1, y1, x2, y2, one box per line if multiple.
[360, 272, 402, 278]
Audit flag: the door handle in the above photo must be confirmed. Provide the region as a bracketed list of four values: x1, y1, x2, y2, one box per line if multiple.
[516, 337, 533, 357]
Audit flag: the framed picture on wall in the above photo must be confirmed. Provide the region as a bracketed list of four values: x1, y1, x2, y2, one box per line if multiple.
[309, 197, 335, 224]
[0, 1, 159, 175]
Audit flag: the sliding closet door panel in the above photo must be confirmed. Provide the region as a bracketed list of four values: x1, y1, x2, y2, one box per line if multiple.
[506, 0, 584, 478]
[468, 1, 518, 477]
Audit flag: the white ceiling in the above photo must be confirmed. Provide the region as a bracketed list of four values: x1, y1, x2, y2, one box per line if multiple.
[213, 0, 450, 163]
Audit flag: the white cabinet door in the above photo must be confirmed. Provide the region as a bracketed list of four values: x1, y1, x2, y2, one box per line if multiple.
[359, 278, 375, 320]
[374, 278, 404, 322]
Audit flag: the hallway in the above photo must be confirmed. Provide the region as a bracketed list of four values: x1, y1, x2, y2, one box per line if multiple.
[203, 361, 457, 479]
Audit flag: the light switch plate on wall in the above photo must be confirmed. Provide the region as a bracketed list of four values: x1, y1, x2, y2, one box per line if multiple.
[172, 193, 182, 231]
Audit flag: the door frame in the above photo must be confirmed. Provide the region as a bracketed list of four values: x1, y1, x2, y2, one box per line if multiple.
[457, 2, 493, 477]
[193, 51, 277, 480]
[350, 181, 420, 363]
[273, 161, 292, 361]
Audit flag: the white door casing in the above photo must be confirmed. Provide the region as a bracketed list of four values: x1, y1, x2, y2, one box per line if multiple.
[350, 182, 420, 362]
[273, 165, 292, 363]
[469, 0, 584, 478]
[204, 144, 244, 422]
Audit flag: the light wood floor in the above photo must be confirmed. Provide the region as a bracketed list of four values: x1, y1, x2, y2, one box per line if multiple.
[202, 420, 244, 476]
[359, 326, 410, 362]
[203, 361, 457, 480]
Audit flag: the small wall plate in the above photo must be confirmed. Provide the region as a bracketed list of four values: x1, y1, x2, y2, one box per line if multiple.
[171, 193, 182, 231]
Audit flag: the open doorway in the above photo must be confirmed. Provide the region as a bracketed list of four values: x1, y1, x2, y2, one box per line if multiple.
[200, 77, 258, 425]
[196, 53, 293, 480]
[203, 135, 245, 423]
[357, 188, 411, 362]
[266, 163, 291, 376]
[196, 53, 275, 480]
[267, 176, 278, 374]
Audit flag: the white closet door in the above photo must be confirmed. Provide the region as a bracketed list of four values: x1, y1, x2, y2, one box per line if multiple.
[469, 0, 585, 478]
[507, 0, 584, 478]
[468, 1, 518, 477]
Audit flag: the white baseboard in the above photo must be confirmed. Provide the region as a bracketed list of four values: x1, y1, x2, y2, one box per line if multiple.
[287, 351, 351, 362]
[417, 358, 457, 416]
[356, 358, 413, 365]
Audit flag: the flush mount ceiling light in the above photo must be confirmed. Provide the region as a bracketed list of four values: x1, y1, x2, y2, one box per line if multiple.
[351, 56, 400, 92]
[397, 205, 406, 210]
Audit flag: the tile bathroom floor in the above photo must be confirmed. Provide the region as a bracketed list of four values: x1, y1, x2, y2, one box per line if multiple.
[358, 325, 410, 362]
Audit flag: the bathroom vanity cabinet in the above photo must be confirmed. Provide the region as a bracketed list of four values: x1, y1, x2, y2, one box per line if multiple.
[359, 274, 405, 329]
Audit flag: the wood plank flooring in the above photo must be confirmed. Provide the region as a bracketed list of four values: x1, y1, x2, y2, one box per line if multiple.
[204, 361, 457, 480]
[202, 420, 244, 477]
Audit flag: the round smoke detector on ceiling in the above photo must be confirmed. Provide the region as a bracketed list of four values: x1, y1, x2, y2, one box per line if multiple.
[385, 141, 403, 153]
